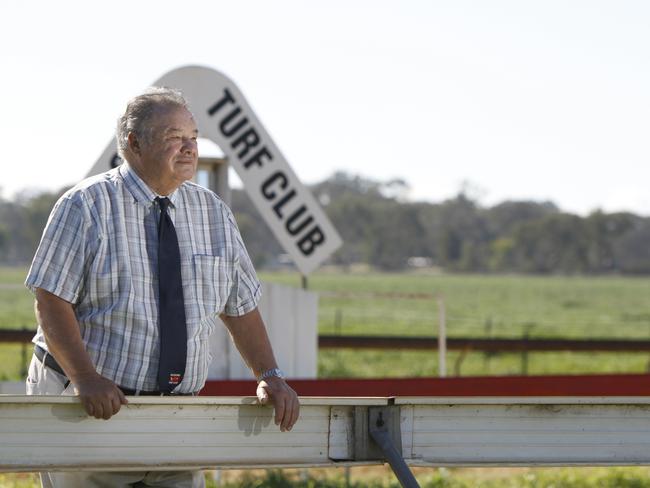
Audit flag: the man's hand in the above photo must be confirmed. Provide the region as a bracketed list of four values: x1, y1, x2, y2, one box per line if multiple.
[256, 377, 300, 432]
[73, 372, 128, 420]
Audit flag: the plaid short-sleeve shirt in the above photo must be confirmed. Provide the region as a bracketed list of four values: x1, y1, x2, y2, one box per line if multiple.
[26, 163, 261, 393]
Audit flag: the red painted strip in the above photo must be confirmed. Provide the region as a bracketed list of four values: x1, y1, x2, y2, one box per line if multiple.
[200, 374, 650, 397]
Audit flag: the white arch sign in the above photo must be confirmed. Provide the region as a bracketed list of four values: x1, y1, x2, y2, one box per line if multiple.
[87, 65, 341, 275]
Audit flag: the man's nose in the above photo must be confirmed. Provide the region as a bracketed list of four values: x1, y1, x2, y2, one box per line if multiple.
[182, 138, 197, 155]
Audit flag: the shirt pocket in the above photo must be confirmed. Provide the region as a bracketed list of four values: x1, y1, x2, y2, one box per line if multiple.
[192, 254, 234, 324]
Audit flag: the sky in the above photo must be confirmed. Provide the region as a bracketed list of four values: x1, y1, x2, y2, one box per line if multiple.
[1, 1, 649, 215]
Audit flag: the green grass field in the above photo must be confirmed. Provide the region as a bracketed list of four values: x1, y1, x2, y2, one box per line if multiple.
[3, 266, 650, 379]
[0, 267, 35, 329]
[260, 271, 650, 339]
[260, 270, 650, 377]
[205, 467, 650, 487]
[8, 467, 650, 488]
[0, 267, 35, 380]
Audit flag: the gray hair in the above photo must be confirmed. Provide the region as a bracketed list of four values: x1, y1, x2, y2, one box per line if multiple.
[116, 87, 191, 159]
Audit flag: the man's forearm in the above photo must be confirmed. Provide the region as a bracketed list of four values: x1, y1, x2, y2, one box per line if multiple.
[33, 288, 127, 420]
[34, 288, 97, 383]
[221, 307, 300, 431]
[220, 308, 278, 378]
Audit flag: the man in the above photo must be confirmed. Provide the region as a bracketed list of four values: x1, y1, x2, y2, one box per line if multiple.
[25, 87, 300, 488]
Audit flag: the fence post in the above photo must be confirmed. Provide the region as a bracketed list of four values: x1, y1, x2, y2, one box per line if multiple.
[437, 295, 447, 377]
[483, 316, 493, 374]
[521, 323, 535, 375]
[334, 309, 343, 335]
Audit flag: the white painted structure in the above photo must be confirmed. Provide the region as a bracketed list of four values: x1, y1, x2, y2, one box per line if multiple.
[208, 282, 318, 379]
[3, 396, 650, 472]
[0, 382, 24, 394]
[397, 396, 650, 466]
[0, 396, 383, 472]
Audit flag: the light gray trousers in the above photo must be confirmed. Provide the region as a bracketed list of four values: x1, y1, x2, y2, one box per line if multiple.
[25, 354, 206, 488]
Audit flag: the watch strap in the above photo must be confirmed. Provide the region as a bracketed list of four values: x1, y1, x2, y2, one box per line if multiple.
[257, 367, 284, 382]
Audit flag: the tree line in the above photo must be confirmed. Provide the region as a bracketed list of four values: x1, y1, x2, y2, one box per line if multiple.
[235, 172, 650, 274]
[2, 172, 650, 274]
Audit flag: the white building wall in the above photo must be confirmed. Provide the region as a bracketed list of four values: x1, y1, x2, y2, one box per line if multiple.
[207, 282, 318, 380]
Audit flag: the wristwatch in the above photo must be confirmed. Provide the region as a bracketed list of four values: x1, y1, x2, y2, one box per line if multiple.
[257, 367, 285, 382]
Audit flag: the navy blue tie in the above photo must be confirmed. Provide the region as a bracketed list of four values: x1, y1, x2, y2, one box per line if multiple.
[156, 197, 187, 393]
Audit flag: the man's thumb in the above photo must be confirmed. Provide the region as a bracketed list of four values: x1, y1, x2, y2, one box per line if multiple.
[257, 384, 269, 404]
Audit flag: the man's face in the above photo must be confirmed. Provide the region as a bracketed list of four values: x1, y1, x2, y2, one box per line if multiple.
[136, 105, 199, 192]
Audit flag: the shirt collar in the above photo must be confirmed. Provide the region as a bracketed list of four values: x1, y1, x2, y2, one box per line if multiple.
[119, 163, 181, 207]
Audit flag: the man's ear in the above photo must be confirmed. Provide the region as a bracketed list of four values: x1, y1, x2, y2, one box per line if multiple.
[127, 132, 141, 155]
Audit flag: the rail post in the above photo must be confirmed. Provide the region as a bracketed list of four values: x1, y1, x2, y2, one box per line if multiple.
[437, 295, 447, 377]
[354, 405, 420, 488]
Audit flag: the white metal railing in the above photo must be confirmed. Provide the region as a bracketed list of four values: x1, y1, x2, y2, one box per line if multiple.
[3, 396, 650, 474]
